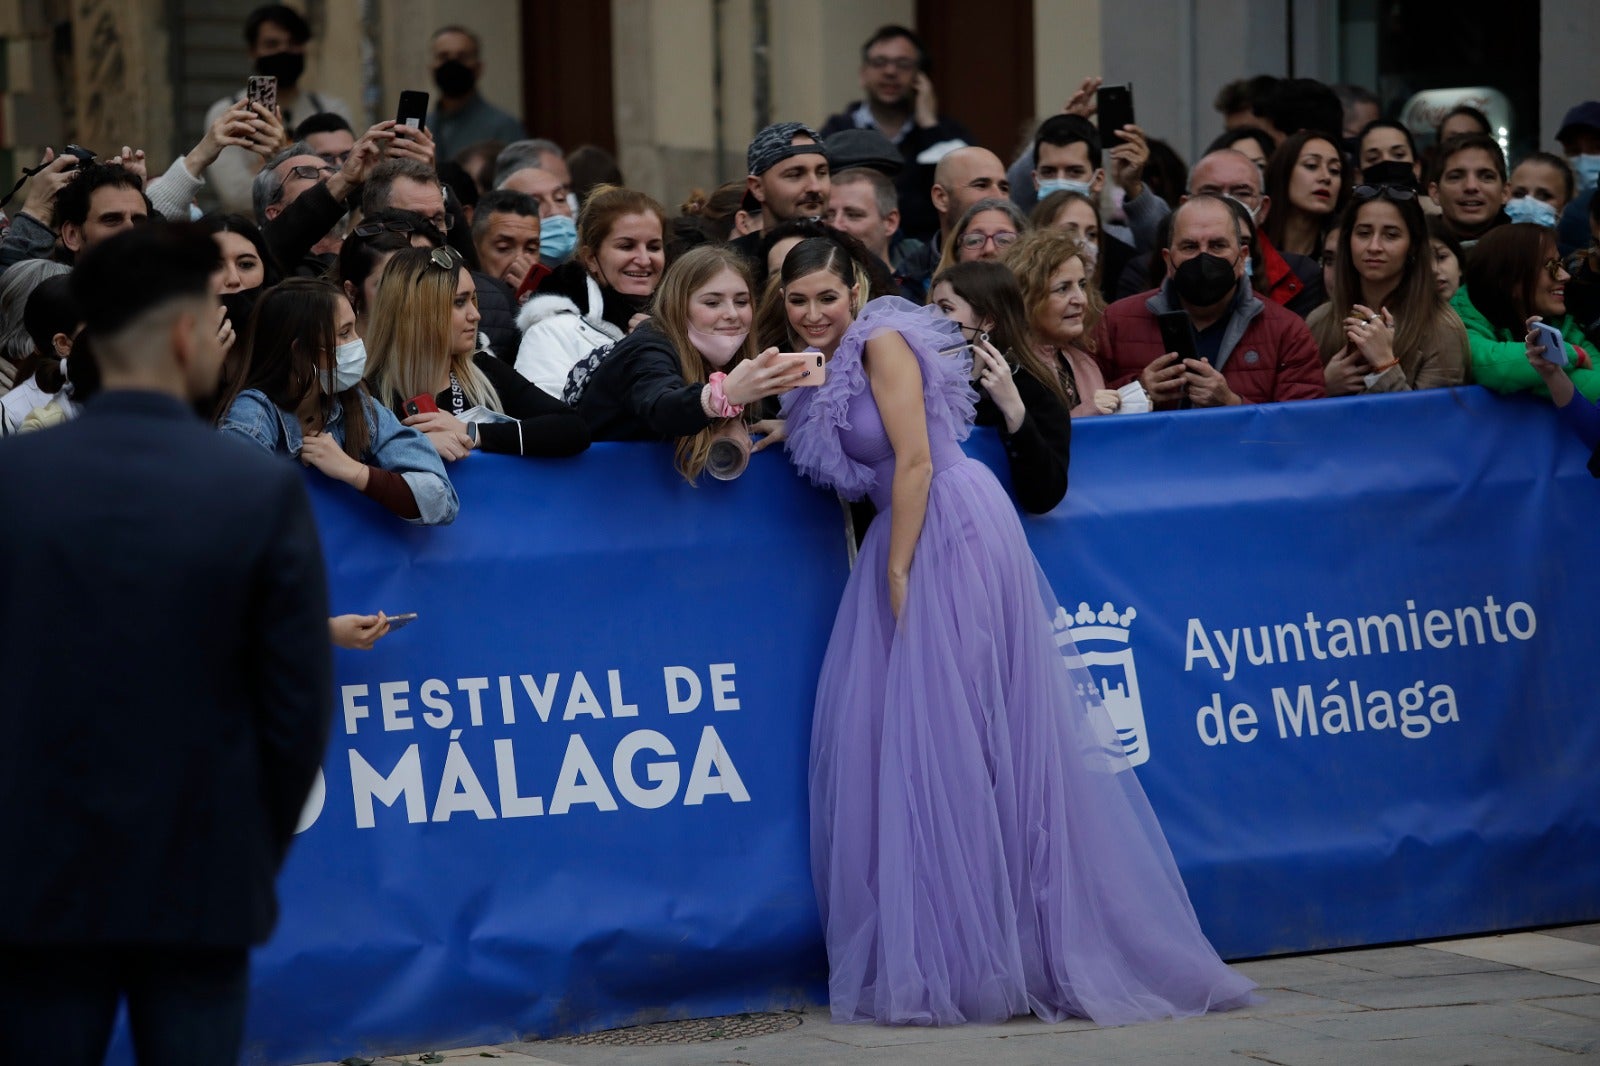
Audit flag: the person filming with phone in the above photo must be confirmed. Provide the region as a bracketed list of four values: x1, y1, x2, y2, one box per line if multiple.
[1094, 194, 1324, 408]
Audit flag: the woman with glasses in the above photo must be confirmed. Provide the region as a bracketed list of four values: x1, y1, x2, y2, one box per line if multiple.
[1262, 130, 1349, 259]
[216, 277, 459, 525]
[514, 185, 671, 398]
[572, 244, 810, 483]
[935, 198, 1028, 275]
[337, 210, 444, 338]
[927, 259, 1072, 513]
[776, 236, 1255, 1028]
[363, 246, 589, 461]
[1306, 184, 1467, 395]
[1452, 222, 1600, 399]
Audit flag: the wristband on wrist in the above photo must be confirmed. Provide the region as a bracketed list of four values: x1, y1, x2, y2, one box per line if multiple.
[703, 372, 744, 419]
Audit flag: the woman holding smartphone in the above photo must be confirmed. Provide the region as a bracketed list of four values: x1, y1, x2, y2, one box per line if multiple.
[926, 260, 1072, 513]
[570, 244, 809, 483]
[216, 278, 458, 525]
[777, 236, 1254, 1029]
[363, 246, 589, 461]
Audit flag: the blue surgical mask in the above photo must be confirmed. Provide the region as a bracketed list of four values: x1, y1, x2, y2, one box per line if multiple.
[319, 337, 367, 394]
[1572, 154, 1600, 195]
[1505, 196, 1558, 228]
[1037, 178, 1093, 199]
[540, 214, 578, 266]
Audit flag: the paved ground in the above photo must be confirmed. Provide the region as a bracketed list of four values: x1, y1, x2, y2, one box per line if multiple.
[301, 925, 1600, 1066]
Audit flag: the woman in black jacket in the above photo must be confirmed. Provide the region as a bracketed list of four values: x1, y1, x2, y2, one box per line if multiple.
[362, 246, 589, 461]
[927, 260, 1072, 514]
[571, 244, 810, 482]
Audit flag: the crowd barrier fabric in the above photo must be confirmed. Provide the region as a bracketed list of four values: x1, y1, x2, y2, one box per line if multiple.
[174, 388, 1599, 1065]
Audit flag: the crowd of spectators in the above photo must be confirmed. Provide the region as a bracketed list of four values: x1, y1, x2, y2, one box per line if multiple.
[4, 9, 1600, 498]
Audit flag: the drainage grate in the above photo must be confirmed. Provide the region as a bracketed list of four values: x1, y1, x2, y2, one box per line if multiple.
[549, 1011, 803, 1046]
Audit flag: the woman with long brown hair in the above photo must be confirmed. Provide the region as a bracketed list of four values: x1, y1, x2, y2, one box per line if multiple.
[216, 277, 458, 524]
[1306, 184, 1467, 395]
[570, 244, 808, 483]
[364, 245, 588, 460]
[927, 260, 1071, 514]
[1262, 129, 1349, 259]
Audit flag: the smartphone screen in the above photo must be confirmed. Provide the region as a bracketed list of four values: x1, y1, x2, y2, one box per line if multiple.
[1097, 84, 1135, 147]
[1156, 310, 1198, 364]
[396, 90, 430, 132]
[247, 75, 278, 113]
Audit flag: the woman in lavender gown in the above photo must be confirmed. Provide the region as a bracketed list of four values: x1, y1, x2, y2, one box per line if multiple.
[777, 238, 1256, 1027]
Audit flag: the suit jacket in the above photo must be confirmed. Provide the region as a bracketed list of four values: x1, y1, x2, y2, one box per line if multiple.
[0, 390, 332, 948]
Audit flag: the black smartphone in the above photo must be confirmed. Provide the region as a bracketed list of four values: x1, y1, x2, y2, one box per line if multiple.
[246, 75, 277, 114]
[1097, 83, 1135, 147]
[396, 90, 430, 132]
[1156, 310, 1198, 365]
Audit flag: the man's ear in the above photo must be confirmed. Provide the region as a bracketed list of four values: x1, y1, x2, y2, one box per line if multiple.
[1091, 169, 1106, 195]
[60, 221, 84, 254]
[1256, 194, 1272, 226]
[930, 182, 949, 215]
[264, 202, 283, 222]
[883, 208, 900, 240]
[1161, 248, 1175, 276]
[52, 331, 74, 359]
[746, 175, 766, 207]
[1427, 181, 1441, 203]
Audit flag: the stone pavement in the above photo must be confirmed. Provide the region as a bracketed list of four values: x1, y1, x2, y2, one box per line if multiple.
[300, 925, 1600, 1066]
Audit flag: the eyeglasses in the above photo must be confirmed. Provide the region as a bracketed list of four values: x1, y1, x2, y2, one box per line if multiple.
[865, 56, 918, 72]
[960, 230, 1019, 251]
[1352, 184, 1417, 203]
[287, 164, 336, 181]
[1542, 257, 1569, 282]
[353, 218, 425, 239]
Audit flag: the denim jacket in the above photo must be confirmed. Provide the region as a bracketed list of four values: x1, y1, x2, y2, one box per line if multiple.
[218, 389, 459, 525]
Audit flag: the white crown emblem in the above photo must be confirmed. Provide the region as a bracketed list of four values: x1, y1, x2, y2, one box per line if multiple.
[1054, 601, 1150, 767]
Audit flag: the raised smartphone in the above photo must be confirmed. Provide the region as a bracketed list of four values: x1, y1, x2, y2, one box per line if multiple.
[396, 90, 430, 131]
[1097, 83, 1135, 147]
[774, 352, 826, 386]
[246, 75, 277, 113]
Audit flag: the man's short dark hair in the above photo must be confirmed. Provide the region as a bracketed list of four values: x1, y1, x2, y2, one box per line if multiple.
[361, 159, 442, 218]
[1253, 78, 1343, 140]
[54, 164, 149, 230]
[860, 24, 927, 72]
[1436, 105, 1491, 140]
[432, 24, 483, 54]
[294, 112, 353, 139]
[1032, 114, 1100, 170]
[1431, 133, 1508, 184]
[72, 224, 220, 340]
[472, 189, 539, 242]
[1168, 193, 1245, 250]
[244, 4, 310, 48]
[1214, 75, 1279, 117]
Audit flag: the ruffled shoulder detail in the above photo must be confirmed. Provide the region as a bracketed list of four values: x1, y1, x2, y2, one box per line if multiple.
[781, 296, 974, 499]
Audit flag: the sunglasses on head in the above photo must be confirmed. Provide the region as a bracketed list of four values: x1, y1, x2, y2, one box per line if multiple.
[1352, 184, 1417, 203]
[352, 219, 424, 239]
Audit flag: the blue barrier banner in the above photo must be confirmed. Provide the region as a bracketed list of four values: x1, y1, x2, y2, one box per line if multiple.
[177, 387, 1598, 1065]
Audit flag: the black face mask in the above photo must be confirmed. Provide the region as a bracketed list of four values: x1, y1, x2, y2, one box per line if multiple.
[1172, 253, 1240, 307]
[254, 51, 305, 90]
[434, 60, 476, 98]
[599, 283, 648, 331]
[1362, 160, 1420, 193]
[219, 288, 261, 335]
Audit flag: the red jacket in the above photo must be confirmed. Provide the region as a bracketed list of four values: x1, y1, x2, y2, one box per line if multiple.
[1093, 282, 1326, 408]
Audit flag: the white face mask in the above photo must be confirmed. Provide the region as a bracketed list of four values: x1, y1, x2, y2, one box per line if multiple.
[1571, 154, 1600, 194]
[1037, 177, 1093, 199]
[319, 337, 367, 393]
[687, 326, 747, 368]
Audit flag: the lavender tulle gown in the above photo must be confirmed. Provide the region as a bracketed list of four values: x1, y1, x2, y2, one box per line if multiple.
[782, 298, 1257, 1027]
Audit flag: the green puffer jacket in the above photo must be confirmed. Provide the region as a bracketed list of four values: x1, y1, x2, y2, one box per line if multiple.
[1452, 284, 1600, 400]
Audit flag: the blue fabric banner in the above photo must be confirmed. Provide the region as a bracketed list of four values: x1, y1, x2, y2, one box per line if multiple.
[154, 388, 1600, 1065]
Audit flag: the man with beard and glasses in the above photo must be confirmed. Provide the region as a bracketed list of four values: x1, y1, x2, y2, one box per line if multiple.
[1094, 194, 1324, 408]
[426, 26, 526, 163]
[202, 4, 352, 215]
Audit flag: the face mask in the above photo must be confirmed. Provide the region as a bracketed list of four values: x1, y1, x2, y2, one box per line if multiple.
[1172, 252, 1240, 307]
[433, 59, 476, 98]
[319, 337, 367, 394]
[1362, 160, 1419, 193]
[1504, 197, 1558, 228]
[253, 51, 305, 90]
[687, 326, 747, 368]
[1037, 178, 1093, 199]
[1571, 155, 1600, 195]
[539, 213, 578, 266]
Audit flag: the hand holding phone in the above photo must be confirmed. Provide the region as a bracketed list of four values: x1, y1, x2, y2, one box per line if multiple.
[1096, 84, 1135, 147]
[773, 352, 826, 387]
[396, 91, 430, 132]
[1529, 320, 1569, 368]
[247, 76, 277, 114]
[405, 393, 440, 416]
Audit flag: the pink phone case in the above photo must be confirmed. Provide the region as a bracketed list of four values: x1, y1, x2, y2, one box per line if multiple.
[775, 352, 826, 386]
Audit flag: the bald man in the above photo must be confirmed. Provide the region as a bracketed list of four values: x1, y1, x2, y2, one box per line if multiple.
[930, 147, 1011, 250]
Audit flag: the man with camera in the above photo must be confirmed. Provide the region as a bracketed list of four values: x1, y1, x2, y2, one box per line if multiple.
[1094, 194, 1324, 409]
[0, 153, 150, 273]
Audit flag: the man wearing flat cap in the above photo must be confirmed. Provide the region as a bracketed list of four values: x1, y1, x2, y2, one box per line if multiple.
[731, 121, 832, 260]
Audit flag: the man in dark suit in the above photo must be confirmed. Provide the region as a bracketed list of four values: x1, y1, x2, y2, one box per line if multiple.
[0, 225, 333, 1064]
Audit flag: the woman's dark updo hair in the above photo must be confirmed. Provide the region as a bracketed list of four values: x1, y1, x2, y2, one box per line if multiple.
[198, 213, 281, 290]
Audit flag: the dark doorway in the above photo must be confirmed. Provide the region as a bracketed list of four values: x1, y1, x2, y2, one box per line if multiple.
[915, 0, 1036, 159]
[520, 2, 617, 154]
